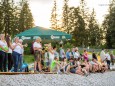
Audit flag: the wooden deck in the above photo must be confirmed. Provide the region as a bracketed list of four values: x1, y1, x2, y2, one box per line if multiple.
[0, 72, 57, 75]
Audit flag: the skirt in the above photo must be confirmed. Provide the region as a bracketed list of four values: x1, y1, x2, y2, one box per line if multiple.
[34, 50, 42, 62]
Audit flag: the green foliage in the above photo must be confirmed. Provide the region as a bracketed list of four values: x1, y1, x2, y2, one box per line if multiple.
[64, 42, 73, 49]
[50, 0, 59, 30]
[23, 54, 34, 64]
[0, 0, 34, 36]
[62, 0, 70, 33]
[88, 9, 103, 47]
[103, 0, 115, 48]
[18, 0, 34, 32]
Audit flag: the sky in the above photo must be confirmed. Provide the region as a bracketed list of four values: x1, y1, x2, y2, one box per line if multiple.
[28, 0, 110, 28]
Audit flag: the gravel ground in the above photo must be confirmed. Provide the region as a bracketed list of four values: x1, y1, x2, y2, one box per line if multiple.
[0, 71, 115, 86]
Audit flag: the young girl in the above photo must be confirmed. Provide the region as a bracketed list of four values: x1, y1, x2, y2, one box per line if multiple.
[83, 50, 88, 61]
[0, 34, 9, 72]
[48, 45, 54, 66]
[6, 35, 13, 72]
[44, 50, 50, 71]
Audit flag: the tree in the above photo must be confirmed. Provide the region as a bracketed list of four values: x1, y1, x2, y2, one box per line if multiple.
[0, 0, 19, 36]
[18, 0, 34, 32]
[68, 7, 86, 46]
[62, 0, 70, 33]
[50, 0, 58, 30]
[103, 0, 115, 48]
[88, 9, 103, 47]
[79, 0, 90, 47]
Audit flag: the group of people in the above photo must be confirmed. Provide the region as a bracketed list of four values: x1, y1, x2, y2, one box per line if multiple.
[33, 37, 115, 76]
[0, 34, 25, 72]
[0, 35, 115, 76]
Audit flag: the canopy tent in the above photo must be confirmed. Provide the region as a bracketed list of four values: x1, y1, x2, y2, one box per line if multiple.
[16, 26, 72, 40]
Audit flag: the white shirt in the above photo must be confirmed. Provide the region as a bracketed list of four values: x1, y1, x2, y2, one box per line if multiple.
[8, 48, 12, 53]
[44, 52, 49, 62]
[33, 42, 42, 49]
[74, 52, 80, 58]
[21, 48, 24, 54]
[100, 50, 106, 61]
[0, 40, 8, 52]
[49, 51, 54, 65]
[105, 53, 111, 61]
[12, 43, 22, 54]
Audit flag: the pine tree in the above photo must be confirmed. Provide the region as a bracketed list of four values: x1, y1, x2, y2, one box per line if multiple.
[18, 0, 34, 32]
[50, 0, 58, 30]
[79, 0, 89, 47]
[103, 0, 115, 48]
[68, 7, 86, 46]
[62, 0, 70, 33]
[88, 9, 103, 47]
[0, 0, 18, 36]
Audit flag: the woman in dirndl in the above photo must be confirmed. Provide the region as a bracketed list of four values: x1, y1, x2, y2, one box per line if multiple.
[33, 37, 42, 72]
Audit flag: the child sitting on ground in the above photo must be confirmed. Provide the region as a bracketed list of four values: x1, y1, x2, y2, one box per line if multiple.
[50, 57, 61, 73]
[60, 57, 68, 73]
[65, 58, 84, 75]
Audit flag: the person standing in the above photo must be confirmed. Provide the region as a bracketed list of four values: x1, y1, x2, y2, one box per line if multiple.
[66, 48, 71, 60]
[33, 37, 42, 72]
[110, 51, 115, 66]
[105, 50, 111, 69]
[59, 44, 65, 61]
[0, 34, 8, 72]
[53, 46, 59, 59]
[74, 48, 80, 59]
[48, 45, 54, 66]
[18, 39, 24, 72]
[6, 35, 13, 72]
[100, 49, 106, 62]
[12, 37, 23, 72]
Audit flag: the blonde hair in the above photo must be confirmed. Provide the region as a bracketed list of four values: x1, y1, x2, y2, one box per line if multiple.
[0, 34, 5, 40]
[14, 37, 19, 42]
[36, 37, 42, 42]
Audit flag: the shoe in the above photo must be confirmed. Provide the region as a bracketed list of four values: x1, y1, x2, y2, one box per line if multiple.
[34, 70, 38, 73]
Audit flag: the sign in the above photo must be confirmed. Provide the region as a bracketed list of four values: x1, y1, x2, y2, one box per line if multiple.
[51, 35, 60, 39]
[62, 36, 66, 39]
[21, 36, 31, 40]
[33, 36, 39, 39]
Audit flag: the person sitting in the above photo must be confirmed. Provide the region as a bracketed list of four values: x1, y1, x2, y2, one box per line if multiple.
[50, 57, 61, 74]
[60, 57, 68, 73]
[83, 50, 88, 61]
[65, 58, 84, 75]
[90, 58, 99, 73]
[82, 59, 92, 74]
[92, 51, 97, 60]
[101, 60, 108, 72]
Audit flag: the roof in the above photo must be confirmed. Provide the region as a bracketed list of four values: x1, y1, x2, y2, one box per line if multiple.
[16, 26, 71, 40]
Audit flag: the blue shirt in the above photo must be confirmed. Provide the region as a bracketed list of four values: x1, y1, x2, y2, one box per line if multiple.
[66, 51, 70, 59]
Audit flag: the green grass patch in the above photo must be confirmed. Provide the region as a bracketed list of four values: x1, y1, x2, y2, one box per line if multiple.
[113, 50, 115, 54]
[23, 54, 34, 64]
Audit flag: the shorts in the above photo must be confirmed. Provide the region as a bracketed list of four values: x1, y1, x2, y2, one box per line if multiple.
[34, 50, 42, 62]
[70, 68, 76, 73]
[44, 62, 49, 67]
[64, 65, 69, 71]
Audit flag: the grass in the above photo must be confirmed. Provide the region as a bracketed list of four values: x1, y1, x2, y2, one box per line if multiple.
[23, 50, 115, 64]
[23, 54, 34, 64]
